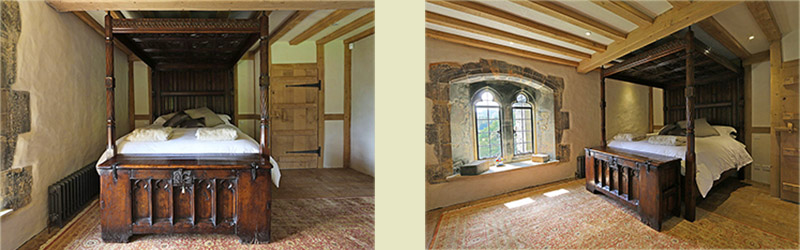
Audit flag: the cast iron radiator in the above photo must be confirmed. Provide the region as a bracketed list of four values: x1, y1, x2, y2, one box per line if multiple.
[47, 162, 99, 228]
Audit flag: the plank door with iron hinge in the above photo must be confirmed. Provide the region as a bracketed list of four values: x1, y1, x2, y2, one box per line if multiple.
[780, 59, 799, 203]
[270, 63, 321, 169]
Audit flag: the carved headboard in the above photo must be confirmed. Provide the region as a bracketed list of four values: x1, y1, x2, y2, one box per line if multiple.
[151, 69, 235, 118]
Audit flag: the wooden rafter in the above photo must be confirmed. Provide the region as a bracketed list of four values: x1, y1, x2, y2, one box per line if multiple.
[745, 1, 782, 42]
[743, 50, 769, 65]
[427, 29, 579, 67]
[513, 0, 626, 41]
[269, 10, 313, 44]
[577, 1, 740, 73]
[426, 12, 590, 60]
[72, 11, 136, 59]
[290, 9, 356, 45]
[697, 17, 752, 59]
[46, 0, 373, 11]
[592, 0, 653, 27]
[430, 0, 606, 52]
[109, 10, 124, 19]
[667, 0, 690, 9]
[316, 11, 374, 45]
[344, 26, 374, 44]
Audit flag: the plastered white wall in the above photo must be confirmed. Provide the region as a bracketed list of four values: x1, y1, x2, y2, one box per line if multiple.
[323, 42, 345, 168]
[783, 29, 799, 62]
[133, 61, 149, 117]
[1, 2, 130, 249]
[350, 35, 375, 176]
[425, 37, 601, 210]
[605, 79, 651, 138]
[653, 88, 664, 128]
[271, 41, 317, 63]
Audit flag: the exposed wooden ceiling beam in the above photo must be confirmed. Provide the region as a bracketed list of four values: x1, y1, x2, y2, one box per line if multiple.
[697, 17, 751, 59]
[430, 0, 606, 52]
[743, 50, 769, 65]
[109, 10, 124, 19]
[427, 29, 579, 68]
[71, 11, 137, 60]
[344, 26, 374, 44]
[577, 1, 740, 73]
[317, 11, 374, 45]
[667, 0, 690, 9]
[592, 0, 653, 27]
[46, 0, 373, 11]
[512, 0, 626, 41]
[269, 10, 313, 44]
[426, 12, 590, 60]
[745, 1, 782, 42]
[290, 9, 356, 45]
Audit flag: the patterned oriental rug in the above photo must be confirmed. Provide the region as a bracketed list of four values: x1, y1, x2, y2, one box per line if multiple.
[40, 197, 374, 250]
[429, 180, 799, 249]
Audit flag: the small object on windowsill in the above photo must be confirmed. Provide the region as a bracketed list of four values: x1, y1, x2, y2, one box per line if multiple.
[495, 157, 504, 166]
[531, 154, 550, 163]
[460, 159, 494, 176]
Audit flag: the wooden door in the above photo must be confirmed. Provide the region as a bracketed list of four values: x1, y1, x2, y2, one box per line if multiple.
[780, 60, 799, 202]
[270, 63, 321, 169]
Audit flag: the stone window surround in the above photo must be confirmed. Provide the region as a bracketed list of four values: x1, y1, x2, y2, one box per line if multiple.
[426, 59, 571, 184]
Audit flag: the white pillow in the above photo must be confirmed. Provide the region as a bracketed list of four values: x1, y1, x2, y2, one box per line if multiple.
[127, 126, 173, 141]
[713, 125, 737, 139]
[217, 114, 232, 125]
[153, 112, 177, 126]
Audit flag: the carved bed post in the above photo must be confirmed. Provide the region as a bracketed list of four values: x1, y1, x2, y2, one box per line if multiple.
[684, 28, 697, 222]
[600, 66, 607, 146]
[259, 11, 270, 157]
[105, 12, 116, 153]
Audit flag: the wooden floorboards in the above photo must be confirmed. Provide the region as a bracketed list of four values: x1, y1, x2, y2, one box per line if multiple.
[17, 168, 373, 250]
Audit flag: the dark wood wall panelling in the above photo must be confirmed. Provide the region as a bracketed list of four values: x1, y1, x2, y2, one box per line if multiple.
[663, 74, 744, 143]
[152, 69, 235, 118]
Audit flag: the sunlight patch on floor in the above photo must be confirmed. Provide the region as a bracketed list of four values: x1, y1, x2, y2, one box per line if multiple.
[543, 188, 569, 197]
[504, 197, 534, 209]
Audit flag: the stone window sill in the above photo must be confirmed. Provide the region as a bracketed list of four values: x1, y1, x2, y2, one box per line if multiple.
[446, 160, 560, 182]
[0, 208, 12, 217]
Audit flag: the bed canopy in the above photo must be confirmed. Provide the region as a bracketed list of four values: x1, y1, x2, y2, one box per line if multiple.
[600, 28, 744, 222]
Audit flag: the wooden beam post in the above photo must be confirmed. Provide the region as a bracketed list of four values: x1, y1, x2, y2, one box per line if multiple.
[343, 40, 352, 168]
[769, 40, 782, 197]
[600, 67, 606, 146]
[744, 65, 753, 180]
[316, 43, 325, 168]
[684, 28, 697, 222]
[105, 12, 116, 153]
[128, 58, 135, 130]
[259, 11, 270, 158]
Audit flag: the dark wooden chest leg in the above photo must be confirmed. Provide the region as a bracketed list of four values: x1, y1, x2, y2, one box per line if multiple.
[99, 169, 133, 243]
[236, 170, 272, 244]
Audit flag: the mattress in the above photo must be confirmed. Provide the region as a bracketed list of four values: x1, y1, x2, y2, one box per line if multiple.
[96, 125, 281, 187]
[607, 134, 752, 197]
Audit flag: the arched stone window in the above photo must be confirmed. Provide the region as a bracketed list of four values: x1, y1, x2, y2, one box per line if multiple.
[473, 89, 502, 159]
[512, 93, 535, 155]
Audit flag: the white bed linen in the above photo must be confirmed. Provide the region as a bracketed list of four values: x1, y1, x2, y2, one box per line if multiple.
[96, 125, 281, 187]
[608, 134, 752, 197]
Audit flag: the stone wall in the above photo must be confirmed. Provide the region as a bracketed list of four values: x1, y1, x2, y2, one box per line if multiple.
[426, 59, 569, 183]
[1, 0, 32, 210]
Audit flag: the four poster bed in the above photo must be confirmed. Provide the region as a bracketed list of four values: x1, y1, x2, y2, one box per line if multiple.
[585, 28, 752, 231]
[95, 12, 274, 243]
